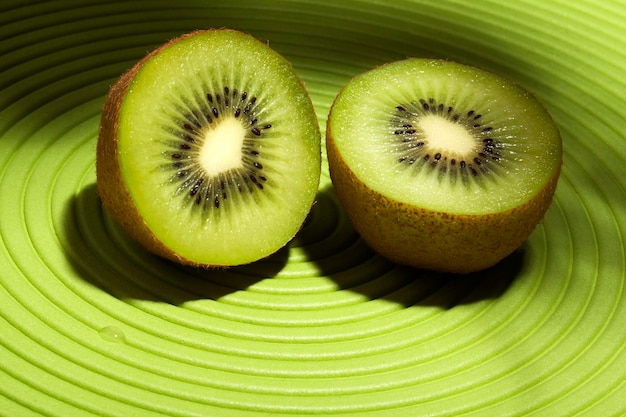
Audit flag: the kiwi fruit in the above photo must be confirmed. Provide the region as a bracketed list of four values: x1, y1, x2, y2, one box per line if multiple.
[97, 29, 321, 267]
[326, 58, 562, 274]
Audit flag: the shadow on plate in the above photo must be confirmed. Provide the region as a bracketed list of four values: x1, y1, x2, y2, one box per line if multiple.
[301, 184, 524, 310]
[62, 183, 286, 304]
[62, 183, 522, 309]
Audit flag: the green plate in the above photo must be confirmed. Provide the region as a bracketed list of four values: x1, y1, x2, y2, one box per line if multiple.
[1, 1, 625, 416]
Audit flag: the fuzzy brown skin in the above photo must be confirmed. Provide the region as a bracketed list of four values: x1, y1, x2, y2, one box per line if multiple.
[326, 123, 561, 274]
[96, 30, 228, 267]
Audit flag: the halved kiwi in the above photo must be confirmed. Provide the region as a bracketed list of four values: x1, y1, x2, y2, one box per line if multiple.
[326, 59, 562, 274]
[97, 29, 321, 267]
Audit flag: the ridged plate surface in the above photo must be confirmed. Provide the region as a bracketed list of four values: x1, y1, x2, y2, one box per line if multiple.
[1, 1, 625, 416]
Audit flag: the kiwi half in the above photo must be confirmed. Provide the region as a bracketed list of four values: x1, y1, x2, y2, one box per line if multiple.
[326, 59, 562, 274]
[97, 29, 321, 267]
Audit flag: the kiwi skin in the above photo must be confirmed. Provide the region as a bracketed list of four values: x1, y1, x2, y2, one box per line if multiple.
[327, 136, 560, 274]
[97, 29, 318, 267]
[325, 62, 562, 274]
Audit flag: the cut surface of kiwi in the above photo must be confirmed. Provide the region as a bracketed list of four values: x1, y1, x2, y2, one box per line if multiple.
[97, 29, 321, 267]
[327, 59, 562, 273]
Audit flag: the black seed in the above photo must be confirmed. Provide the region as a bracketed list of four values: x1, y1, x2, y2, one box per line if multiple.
[470, 166, 478, 176]
[421, 99, 429, 111]
[416, 141, 424, 147]
[483, 138, 493, 143]
[250, 150, 259, 156]
[438, 103, 444, 112]
[451, 159, 456, 165]
[195, 194, 202, 205]
[479, 153, 487, 158]
[250, 175, 258, 183]
[424, 154, 430, 161]
[251, 127, 261, 136]
[250, 118, 258, 125]
[214, 196, 220, 208]
[492, 156, 500, 161]
[408, 158, 416, 164]
[460, 160, 467, 168]
[399, 157, 407, 162]
[447, 106, 453, 113]
[474, 157, 482, 165]
[177, 170, 187, 178]
[234, 108, 241, 117]
[482, 127, 493, 132]
[184, 135, 194, 143]
[224, 86, 229, 96]
[215, 93, 221, 103]
[183, 123, 194, 131]
[232, 88, 238, 99]
[405, 129, 416, 134]
[429, 97, 435, 103]
[172, 153, 182, 159]
[207, 93, 213, 103]
[452, 114, 460, 121]
[173, 162, 183, 168]
[243, 104, 252, 114]
[264, 124, 272, 130]
[473, 124, 481, 128]
[434, 153, 442, 161]
[180, 143, 191, 150]
[254, 162, 263, 169]
[241, 91, 247, 101]
[259, 175, 267, 182]
[474, 114, 482, 120]
[205, 115, 213, 124]
[396, 105, 406, 112]
[224, 96, 229, 107]
[212, 107, 219, 117]
[255, 182, 264, 190]
[250, 97, 257, 105]
[394, 130, 403, 135]
[190, 178, 204, 196]
[467, 110, 475, 117]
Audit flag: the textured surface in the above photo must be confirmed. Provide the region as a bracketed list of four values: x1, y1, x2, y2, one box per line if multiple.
[1, 1, 625, 416]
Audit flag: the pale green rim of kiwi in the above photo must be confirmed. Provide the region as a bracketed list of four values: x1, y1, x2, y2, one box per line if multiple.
[0, 1, 625, 416]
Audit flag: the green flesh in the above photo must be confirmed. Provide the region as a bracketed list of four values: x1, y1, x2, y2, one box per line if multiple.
[117, 30, 321, 265]
[329, 59, 562, 214]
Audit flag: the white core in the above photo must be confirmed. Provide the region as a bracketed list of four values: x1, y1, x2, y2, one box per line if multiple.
[418, 114, 476, 155]
[199, 117, 246, 176]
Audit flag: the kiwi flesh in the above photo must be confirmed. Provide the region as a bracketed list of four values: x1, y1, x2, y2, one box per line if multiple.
[97, 29, 321, 267]
[326, 59, 562, 274]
